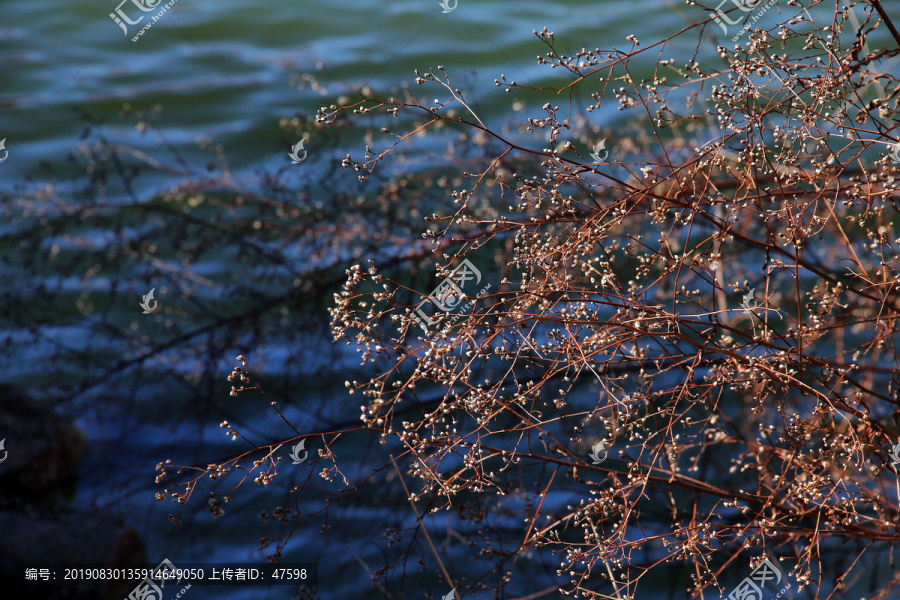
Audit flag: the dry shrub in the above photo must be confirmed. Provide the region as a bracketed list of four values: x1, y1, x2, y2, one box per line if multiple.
[160, 1, 900, 598]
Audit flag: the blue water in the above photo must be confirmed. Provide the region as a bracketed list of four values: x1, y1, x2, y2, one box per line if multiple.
[2, 0, 895, 598]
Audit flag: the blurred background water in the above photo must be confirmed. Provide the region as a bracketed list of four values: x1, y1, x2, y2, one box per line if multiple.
[0, 0, 890, 599]
[1, 0, 704, 181]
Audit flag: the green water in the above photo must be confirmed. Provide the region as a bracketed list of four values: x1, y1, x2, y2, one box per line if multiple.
[3, 0, 683, 177]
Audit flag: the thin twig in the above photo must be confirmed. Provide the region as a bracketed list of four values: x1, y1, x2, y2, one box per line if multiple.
[390, 454, 460, 600]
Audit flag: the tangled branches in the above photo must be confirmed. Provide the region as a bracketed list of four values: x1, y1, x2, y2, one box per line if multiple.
[322, 2, 900, 597]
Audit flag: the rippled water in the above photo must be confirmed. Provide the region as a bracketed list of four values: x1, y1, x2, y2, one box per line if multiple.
[3, 0, 695, 175]
[2, 0, 884, 598]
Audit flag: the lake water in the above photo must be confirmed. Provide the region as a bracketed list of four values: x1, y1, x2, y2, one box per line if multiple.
[3, 0, 690, 179]
[1, 0, 888, 598]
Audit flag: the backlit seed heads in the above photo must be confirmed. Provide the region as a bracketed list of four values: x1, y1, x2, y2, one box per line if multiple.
[144, 14, 900, 598]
